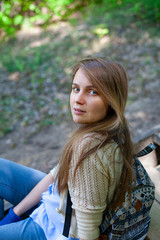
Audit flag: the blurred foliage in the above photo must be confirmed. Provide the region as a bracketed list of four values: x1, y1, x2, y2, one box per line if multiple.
[93, 24, 109, 37]
[105, 0, 160, 23]
[0, 0, 91, 35]
[0, 0, 160, 36]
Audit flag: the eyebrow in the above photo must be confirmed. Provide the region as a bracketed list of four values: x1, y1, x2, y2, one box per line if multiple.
[72, 83, 95, 88]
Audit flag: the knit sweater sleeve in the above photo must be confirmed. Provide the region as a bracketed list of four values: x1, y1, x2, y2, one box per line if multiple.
[50, 164, 59, 179]
[68, 134, 123, 240]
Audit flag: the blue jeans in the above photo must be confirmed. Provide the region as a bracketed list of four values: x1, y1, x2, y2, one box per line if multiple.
[0, 158, 47, 240]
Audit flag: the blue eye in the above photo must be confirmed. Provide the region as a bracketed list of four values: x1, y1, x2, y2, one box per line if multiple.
[90, 90, 97, 95]
[72, 87, 80, 92]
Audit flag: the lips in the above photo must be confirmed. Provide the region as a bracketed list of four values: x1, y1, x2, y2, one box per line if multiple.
[74, 108, 86, 114]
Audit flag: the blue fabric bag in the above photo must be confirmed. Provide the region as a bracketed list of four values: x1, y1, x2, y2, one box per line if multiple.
[100, 143, 156, 240]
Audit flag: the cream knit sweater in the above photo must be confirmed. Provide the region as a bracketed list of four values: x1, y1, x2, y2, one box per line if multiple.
[51, 133, 123, 240]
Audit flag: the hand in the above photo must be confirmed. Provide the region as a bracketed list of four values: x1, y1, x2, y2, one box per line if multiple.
[13, 172, 54, 216]
[0, 207, 22, 226]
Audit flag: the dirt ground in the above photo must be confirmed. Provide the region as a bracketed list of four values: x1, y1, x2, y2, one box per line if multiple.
[0, 84, 160, 174]
[0, 21, 160, 173]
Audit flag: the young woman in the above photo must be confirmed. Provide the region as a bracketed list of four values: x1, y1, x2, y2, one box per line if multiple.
[0, 57, 134, 240]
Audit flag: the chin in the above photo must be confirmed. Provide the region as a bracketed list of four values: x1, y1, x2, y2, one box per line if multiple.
[72, 117, 85, 124]
[73, 119, 94, 125]
[73, 119, 85, 124]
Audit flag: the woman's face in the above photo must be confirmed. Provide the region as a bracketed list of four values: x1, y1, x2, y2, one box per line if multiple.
[70, 68, 108, 124]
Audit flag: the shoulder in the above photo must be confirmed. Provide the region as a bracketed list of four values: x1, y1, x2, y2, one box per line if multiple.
[96, 142, 122, 177]
[73, 132, 121, 161]
[77, 132, 106, 153]
[97, 141, 121, 163]
[50, 164, 59, 178]
[79, 132, 120, 159]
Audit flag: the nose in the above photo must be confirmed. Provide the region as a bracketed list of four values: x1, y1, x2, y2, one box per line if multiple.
[75, 92, 85, 105]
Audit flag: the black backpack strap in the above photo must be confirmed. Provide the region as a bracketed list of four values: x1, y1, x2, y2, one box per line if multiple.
[62, 191, 72, 237]
[136, 143, 156, 158]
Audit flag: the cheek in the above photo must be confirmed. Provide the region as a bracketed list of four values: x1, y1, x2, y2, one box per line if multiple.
[98, 102, 108, 118]
[99, 105, 107, 118]
[90, 100, 107, 117]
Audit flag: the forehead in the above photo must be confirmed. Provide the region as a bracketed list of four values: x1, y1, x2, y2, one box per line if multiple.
[73, 68, 92, 86]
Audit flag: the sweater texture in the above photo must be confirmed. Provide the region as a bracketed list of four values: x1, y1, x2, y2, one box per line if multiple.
[51, 133, 123, 239]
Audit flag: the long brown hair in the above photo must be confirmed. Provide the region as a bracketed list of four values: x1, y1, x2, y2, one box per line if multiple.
[56, 57, 134, 210]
